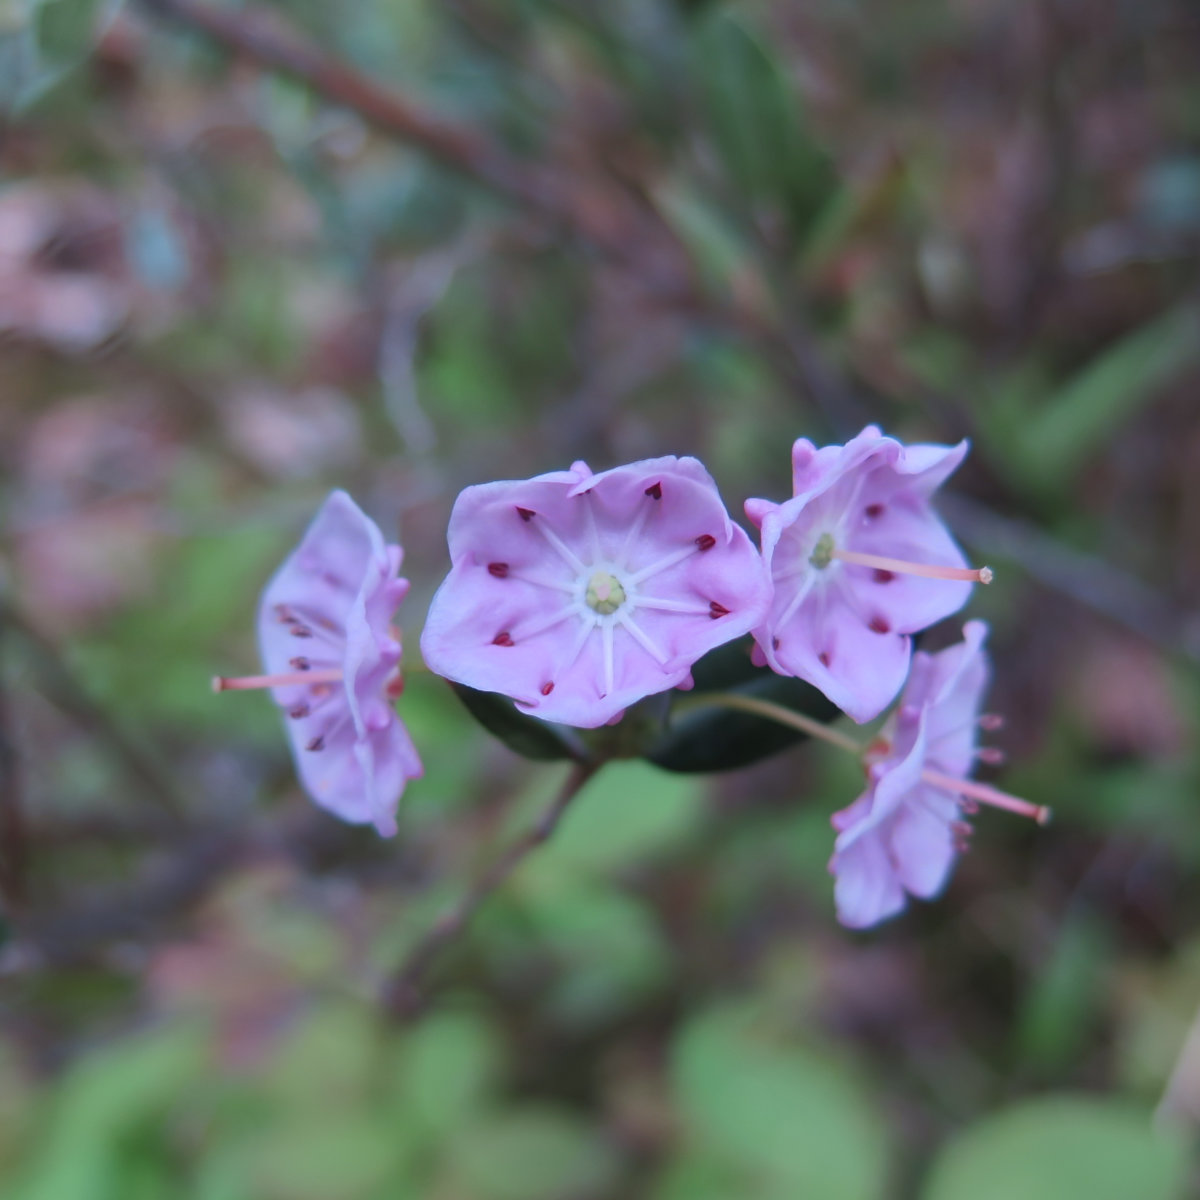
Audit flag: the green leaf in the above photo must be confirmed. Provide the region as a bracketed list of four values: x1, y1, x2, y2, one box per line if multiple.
[1013, 915, 1109, 1073]
[8, 1024, 205, 1200]
[541, 760, 702, 872]
[248, 1114, 408, 1200]
[448, 682, 585, 762]
[671, 1003, 889, 1199]
[0, 0, 117, 113]
[645, 640, 839, 773]
[691, 12, 835, 230]
[1020, 304, 1200, 485]
[447, 1107, 625, 1200]
[390, 1010, 504, 1142]
[921, 1096, 1188, 1200]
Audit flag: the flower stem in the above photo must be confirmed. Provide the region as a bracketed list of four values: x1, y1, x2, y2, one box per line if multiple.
[383, 758, 600, 1019]
[679, 692, 864, 756]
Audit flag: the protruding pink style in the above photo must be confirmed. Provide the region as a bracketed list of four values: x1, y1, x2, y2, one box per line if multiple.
[828, 621, 1047, 929]
[216, 490, 422, 835]
[745, 426, 989, 724]
[420, 457, 772, 728]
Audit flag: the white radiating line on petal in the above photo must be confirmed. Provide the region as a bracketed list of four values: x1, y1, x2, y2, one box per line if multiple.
[508, 568, 574, 595]
[515, 605, 577, 641]
[602, 621, 615, 697]
[532, 518, 587, 575]
[619, 498, 651, 571]
[618, 611, 667, 665]
[629, 543, 696, 585]
[635, 595, 710, 616]
[557, 617, 595, 679]
[584, 493, 603, 564]
[772, 565, 809, 584]
[772, 574, 817, 635]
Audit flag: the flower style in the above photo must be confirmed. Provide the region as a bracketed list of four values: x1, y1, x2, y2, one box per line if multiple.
[829, 621, 1049, 929]
[745, 425, 990, 724]
[213, 490, 422, 836]
[420, 457, 772, 728]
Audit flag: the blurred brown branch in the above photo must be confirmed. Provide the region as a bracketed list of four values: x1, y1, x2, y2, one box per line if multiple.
[135, 0, 634, 259]
[383, 759, 598, 1019]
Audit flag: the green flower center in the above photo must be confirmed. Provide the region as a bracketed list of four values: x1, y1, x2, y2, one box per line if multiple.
[810, 532, 835, 569]
[586, 571, 627, 615]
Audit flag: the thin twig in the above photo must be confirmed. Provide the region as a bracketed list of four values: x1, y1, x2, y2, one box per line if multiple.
[383, 759, 599, 1018]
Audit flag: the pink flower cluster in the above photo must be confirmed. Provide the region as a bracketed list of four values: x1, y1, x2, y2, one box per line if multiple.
[217, 428, 1046, 928]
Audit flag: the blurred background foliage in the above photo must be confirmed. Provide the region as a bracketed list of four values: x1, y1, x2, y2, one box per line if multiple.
[1, 0, 1199, 1195]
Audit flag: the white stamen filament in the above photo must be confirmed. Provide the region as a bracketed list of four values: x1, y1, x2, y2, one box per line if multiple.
[213, 668, 342, 692]
[920, 769, 1051, 825]
[831, 547, 993, 584]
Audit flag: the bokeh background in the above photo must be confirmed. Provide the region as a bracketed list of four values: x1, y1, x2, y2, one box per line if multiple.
[2, 0, 1200, 1196]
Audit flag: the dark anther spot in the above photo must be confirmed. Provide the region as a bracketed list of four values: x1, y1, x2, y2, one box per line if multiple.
[290, 656, 311, 671]
[516, 506, 535, 522]
[873, 569, 895, 583]
[695, 534, 716, 551]
[869, 616, 891, 634]
[772, 637, 781, 650]
[290, 625, 314, 638]
[288, 702, 310, 719]
[709, 601, 730, 619]
[306, 735, 325, 752]
[818, 651, 832, 668]
[541, 681, 555, 696]
[865, 503, 884, 518]
[487, 562, 509, 578]
[645, 482, 662, 500]
[493, 631, 514, 646]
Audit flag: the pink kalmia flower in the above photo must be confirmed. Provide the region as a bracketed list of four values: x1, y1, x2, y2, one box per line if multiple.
[745, 426, 991, 724]
[420, 457, 772, 728]
[214, 490, 422, 836]
[829, 621, 1049, 929]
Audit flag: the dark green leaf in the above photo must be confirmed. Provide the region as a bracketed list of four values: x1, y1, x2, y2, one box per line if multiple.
[645, 640, 839, 773]
[692, 12, 836, 231]
[448, 682, 584, 762]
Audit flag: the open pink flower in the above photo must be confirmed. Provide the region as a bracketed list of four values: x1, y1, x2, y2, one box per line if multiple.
[214, 490, 422, 836]
[421, 457, 771, 728]
[829, 621, 1049, 929]
[745, 426, 990, 724]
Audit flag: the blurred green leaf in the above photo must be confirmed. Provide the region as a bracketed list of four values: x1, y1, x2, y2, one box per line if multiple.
[0, 0, 116, 112]
[671, 1003, 889, 1199]
[264, 1003, 380, 1116]
[1014, 915, 1109, 1073]
[448, 1107, 625, 1200]
[390, 1009, 504, 1142]
[646, 640, 839, 772]
[1018, 304, 1200, 487]
[8, 1023, 205, 1200]
[541, 759, 702, 872]
[248, 1113, 408, 1200]
[921, 1096, 1188, 1200]
[448, 682, 585, 762]
[691, 11, 835, 231]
